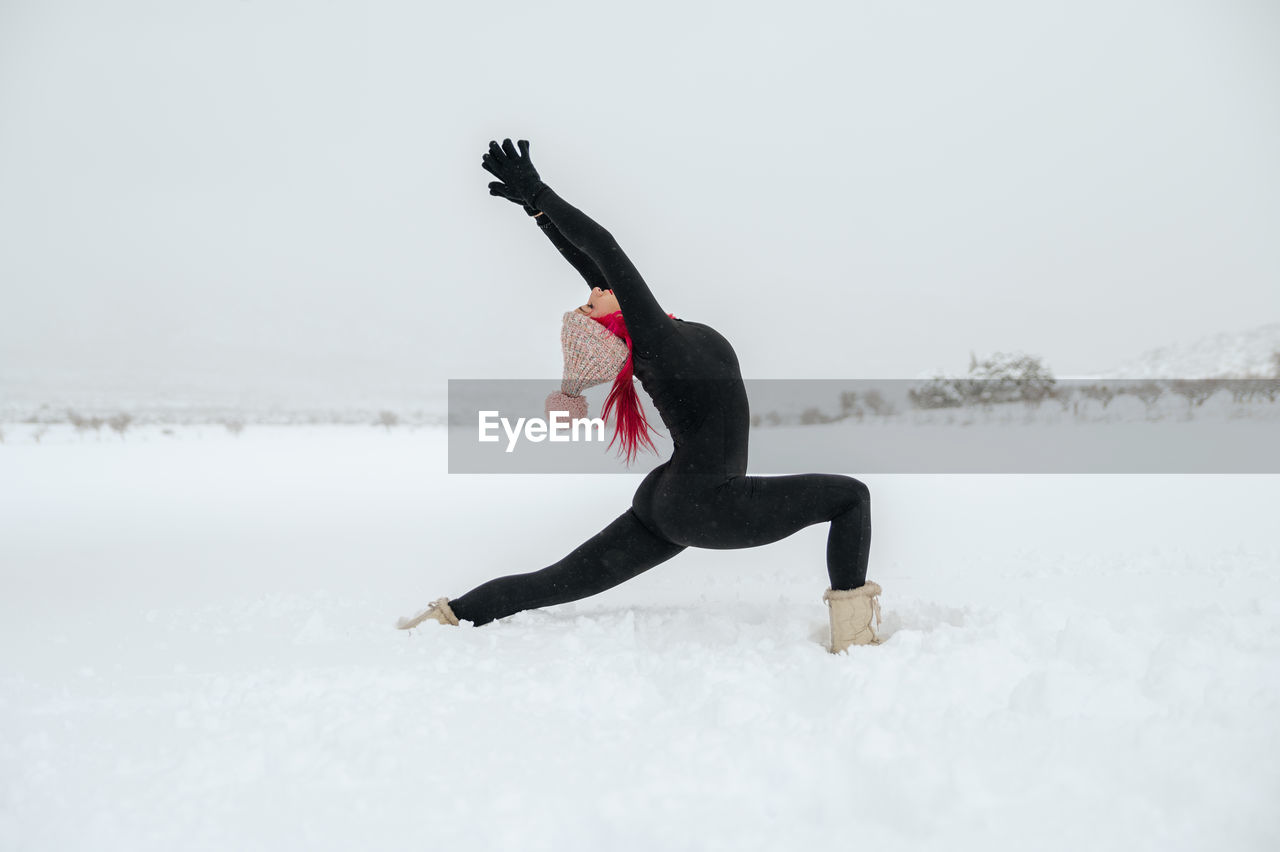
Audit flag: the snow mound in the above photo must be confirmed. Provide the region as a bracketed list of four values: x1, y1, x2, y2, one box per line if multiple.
[1094, 322, 1280, 379]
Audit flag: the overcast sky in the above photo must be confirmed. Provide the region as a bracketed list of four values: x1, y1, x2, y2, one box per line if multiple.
[1, 0, 1277, 404]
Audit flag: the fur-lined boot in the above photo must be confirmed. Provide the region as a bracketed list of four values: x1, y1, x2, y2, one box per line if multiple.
[395, 597, 460, 630]
[823, 582, 883, 652]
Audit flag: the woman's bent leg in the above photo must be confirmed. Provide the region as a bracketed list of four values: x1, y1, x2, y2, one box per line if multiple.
[659, 473, 871, 591]
[448, 510, 687, 626]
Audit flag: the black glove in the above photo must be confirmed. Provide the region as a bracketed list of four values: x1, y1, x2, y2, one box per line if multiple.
[481, 139, 547, 209]
[488, 180, 540, 217]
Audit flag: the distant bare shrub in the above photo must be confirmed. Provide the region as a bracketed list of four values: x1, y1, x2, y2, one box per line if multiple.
[1123, 381, 1164, 415]
[839, 391, 863, 421]
[834, 388, 896, 417]
[376, 411, 400, 432]
[107, 413, 133, 439]
[223, 418, 245, 437]
[863, 389, 896, 417]
[908, 379, 963, 410]
[1169, 379, 1223, 411]
[910, 353, 1055, 410]
[1049, 385, 1075, 412]
[32, 425, 49, 444]
[961, 353, 1056, 406]
[1272, 349, 1280, 378]
[1080, 384, 1116, 409]
[1238, 377, 1280, 403]
[0, 425, 5, 444]
[800, 407, 836, 425]
[63, 410, 106, 439]
[67, 409, 89, 436]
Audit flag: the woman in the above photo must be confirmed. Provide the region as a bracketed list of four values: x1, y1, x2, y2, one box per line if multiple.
[398, 139, 881, 652]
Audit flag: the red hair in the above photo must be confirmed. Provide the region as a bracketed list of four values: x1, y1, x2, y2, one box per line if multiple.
[590, 310, 661, 464]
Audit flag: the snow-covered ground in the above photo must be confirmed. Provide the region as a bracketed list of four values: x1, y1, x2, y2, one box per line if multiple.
[2, 424, 1279, 851]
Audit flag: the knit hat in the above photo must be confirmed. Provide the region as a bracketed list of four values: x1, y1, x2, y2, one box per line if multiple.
[544, 310, 629, 420]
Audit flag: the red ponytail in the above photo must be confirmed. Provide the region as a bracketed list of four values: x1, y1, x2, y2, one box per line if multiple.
[591, 310, 661, 464]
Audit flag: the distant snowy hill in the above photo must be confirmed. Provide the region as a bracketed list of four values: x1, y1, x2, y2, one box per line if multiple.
[1091, 322, 1280, 380]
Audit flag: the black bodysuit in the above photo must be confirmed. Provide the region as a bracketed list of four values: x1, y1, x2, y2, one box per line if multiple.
[448, 188, 871, 626]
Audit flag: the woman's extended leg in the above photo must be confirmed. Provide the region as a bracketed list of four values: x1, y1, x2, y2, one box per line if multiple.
[447, 509, 687, 626]
[640, 473, 871, 591]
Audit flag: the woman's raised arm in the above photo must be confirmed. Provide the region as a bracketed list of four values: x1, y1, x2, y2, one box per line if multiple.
[482, 139, 674, 351]
[534, 215, 609, 292]
[488, 178, 608, 291]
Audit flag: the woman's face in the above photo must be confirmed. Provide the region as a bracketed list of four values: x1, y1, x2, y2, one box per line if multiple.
[577, 287, 620, 319]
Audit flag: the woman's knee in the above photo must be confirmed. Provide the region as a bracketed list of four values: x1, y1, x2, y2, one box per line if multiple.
[836, 475, 870, 512]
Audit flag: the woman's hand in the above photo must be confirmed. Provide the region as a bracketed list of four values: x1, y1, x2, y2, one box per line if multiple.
[488, 180, 539, 216]
[481, 139, 546, 208]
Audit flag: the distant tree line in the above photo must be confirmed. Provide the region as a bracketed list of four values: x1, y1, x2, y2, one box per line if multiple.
[906, 351, 1280, 414]
[747, 347, 1280, 428]
[1, 407, 440, 442]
